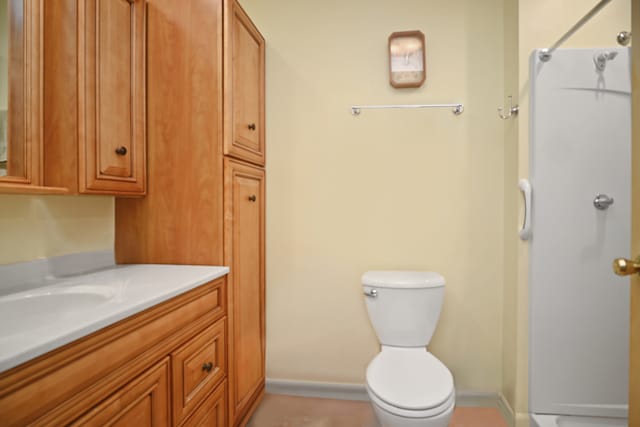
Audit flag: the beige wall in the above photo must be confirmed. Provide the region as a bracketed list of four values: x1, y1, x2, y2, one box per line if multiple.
[502, 0, 519, 413]
[502, 1, 631, 425]
[0, 0, 8, 111]
[0, 195, 114, 264]
[242, 0, 506, 392]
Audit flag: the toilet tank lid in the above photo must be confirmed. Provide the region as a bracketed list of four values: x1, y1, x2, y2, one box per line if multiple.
[362, 271, 445, 288]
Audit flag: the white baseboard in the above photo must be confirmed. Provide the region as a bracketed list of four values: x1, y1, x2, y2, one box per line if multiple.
[498, 393, 516, 427]
[265, 378, 504, 408]
[266, 379, 369, 401]
[457, 390, 501, 407]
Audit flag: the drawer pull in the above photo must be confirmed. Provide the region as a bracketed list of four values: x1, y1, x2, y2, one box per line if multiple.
[115, 146, 128, 156]
[202, 362, 214, 373]
[248, 195, 257, 202]
[248, 123, 256, 131]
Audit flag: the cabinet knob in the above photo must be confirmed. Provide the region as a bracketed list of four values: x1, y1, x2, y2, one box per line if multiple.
[115, 146, 128, 156]
[202, 362, 213, 373]
[248, 195, 257, 202]
[247, 123, 256, 131]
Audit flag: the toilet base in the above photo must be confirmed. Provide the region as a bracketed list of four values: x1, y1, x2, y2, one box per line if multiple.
[369, 396, 454, 427]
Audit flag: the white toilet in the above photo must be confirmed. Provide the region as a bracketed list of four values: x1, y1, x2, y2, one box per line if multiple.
[362, 271, 455, 427]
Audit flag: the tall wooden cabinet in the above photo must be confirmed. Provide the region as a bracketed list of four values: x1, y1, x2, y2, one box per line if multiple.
[223, 3, 266, 426]
[224, 159, 265, 425]
[115, 1, 266, 426]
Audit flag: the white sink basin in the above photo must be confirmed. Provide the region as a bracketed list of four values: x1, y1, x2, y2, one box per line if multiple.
[0, 285, 116, 337]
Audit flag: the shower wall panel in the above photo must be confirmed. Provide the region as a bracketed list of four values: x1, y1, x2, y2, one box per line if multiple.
[529, 47, 631, 418]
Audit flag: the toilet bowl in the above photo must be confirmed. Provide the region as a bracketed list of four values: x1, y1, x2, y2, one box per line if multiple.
[362, 271, 455, 427]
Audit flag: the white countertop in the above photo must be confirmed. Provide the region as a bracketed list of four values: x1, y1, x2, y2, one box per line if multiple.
[0, 264, 229, 373]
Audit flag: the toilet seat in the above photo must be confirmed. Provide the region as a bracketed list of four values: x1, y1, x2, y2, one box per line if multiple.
[366, 348, 454, 417]
[367, 385, 455, 419]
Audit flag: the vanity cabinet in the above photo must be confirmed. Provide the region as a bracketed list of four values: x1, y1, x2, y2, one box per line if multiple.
[0, 278, 227, 427]
[224, 3, 265, 166]
[224, 158, 265, 426]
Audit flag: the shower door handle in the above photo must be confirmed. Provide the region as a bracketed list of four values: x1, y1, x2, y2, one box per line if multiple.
[594, 194, 614, 210]
[519, 179, 532, 240]
[612, 257, 640, 276]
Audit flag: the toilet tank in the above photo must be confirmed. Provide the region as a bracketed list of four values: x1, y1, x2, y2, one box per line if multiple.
[362, 271, 445, 347]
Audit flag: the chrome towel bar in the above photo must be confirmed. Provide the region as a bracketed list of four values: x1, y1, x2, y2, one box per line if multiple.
[350, 103, 464, 116]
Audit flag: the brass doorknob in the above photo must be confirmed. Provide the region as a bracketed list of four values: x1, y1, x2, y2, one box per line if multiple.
[612, 257, 640, 276]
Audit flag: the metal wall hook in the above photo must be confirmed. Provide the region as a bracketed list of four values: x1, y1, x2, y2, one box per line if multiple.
[498, 95, 519, 120]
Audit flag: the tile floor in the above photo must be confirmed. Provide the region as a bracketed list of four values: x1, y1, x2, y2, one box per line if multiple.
[247, 394, 509, 427]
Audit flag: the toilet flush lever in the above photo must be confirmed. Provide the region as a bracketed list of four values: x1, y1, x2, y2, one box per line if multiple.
[364, 289, 378, 298]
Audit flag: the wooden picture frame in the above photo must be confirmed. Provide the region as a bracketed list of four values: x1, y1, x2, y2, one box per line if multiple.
[388, 30, 426, 89]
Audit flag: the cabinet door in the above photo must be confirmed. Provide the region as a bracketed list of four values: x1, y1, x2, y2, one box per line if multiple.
[224, 159, 265, 425]
[70, 359, 170, 427]
[78, 0, 146, 195]
[224, 2, 265, 166]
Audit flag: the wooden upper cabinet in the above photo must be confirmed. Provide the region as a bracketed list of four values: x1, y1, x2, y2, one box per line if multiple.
[0, 1, 68, 195]
[78, 0, 146, 195]
[224, 2, 265, 166]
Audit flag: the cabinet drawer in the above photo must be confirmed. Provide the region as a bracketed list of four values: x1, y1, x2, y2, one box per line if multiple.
[183, 381, 227, 427]
[70, 358, 170, 426]
[172, 319, 226, 425]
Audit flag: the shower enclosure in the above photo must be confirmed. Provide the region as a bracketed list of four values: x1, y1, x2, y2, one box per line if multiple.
[528, 47, 631, 426]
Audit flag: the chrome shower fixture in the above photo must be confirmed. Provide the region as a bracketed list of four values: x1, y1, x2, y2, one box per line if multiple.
[617, 31, 631, 46]
[594, 51, 618, 72]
